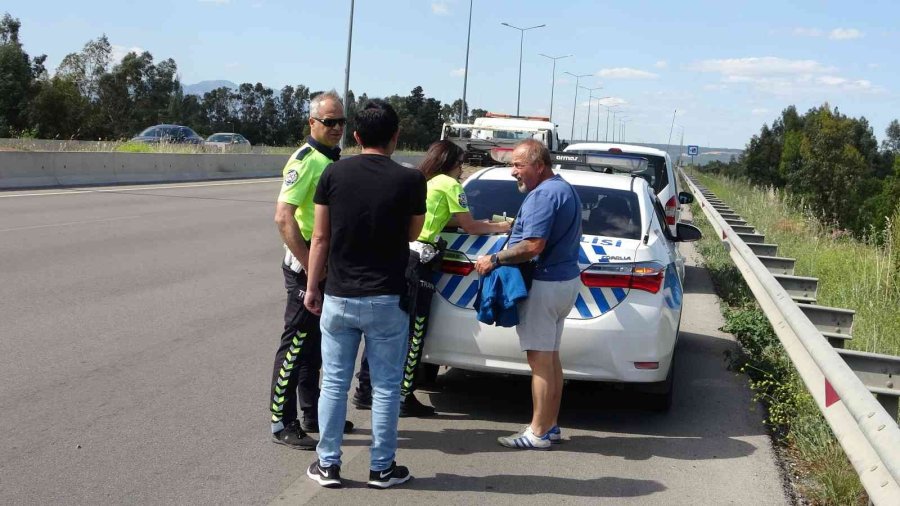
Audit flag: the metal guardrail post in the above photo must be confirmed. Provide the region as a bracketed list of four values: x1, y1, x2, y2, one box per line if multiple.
[682, 171, 900, 504]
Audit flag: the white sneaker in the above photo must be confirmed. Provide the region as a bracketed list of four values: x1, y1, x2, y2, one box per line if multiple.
[497, 426, 552, 450]
[548, 424, 562, 444]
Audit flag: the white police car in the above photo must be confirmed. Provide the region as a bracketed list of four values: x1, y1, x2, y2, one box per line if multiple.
[422, 162, 701, 409]
[562, 142, 692, 236]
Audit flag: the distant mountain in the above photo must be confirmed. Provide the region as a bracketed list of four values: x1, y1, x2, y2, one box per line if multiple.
[183, 80, 238, 96]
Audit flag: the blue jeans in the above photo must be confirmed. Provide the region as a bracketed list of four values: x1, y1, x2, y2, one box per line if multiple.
[316, 294, 409, 471]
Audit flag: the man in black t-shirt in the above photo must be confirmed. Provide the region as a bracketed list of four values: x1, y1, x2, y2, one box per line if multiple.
[303, 100, 426, 489]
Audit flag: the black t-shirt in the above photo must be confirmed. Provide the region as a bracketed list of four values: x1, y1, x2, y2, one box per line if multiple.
[314, 154, 427, 297]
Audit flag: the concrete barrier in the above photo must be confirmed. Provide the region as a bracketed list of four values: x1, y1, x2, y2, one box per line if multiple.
[0, 152, 428, 190]
[0, 152, 287, 189]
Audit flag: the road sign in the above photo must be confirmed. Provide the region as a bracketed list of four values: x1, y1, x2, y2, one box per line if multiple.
[687, 145, 699, 156]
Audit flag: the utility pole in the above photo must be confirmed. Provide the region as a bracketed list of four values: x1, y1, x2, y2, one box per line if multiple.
[460, 0, 473, 123]
[340, 0, 355, 149]
[538, 53, 571, 122]
[564, 72, 590, 141]
[501, 22, 546, 116]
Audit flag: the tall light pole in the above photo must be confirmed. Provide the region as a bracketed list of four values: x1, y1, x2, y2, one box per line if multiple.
[594, 96, 610, 141]
[564, 71, 590, 141]
[460, 0, 473, 123]
[604, 104, 619, 141]
[501, 22, 546, 116]
[611, 111, 619, 142]
[340, 0, 355, 149]
[580, 86, 602, 141]
[538, 53, 571, 122]
[620, 118, 630, 142]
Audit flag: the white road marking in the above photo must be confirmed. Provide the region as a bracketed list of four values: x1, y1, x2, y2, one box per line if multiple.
[0, 215, 144, 233]
[0, 178, 281, 198]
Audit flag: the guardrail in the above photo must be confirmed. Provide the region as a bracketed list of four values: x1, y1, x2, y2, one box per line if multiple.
[679, 169, 900, 505]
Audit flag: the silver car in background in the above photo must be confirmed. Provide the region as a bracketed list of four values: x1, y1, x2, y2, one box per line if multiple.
[205, 133, 252, 152]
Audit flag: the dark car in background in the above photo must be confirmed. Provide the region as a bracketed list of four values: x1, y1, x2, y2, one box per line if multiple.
[131, 124, 204, 145]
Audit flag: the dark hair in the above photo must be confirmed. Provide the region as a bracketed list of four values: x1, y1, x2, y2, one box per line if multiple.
[354, 99, 399, 148]
[419, 140, 465, 180]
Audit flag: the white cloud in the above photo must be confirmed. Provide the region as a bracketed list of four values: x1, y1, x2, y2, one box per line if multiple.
[596, 67, 658, 79]
[829, 28, 863, 40]
[868, 63, 881, 69]
[692, 56, 835, 77]
[751, 108, 769, 116]
[654, 60, 668, 69]
[111, 45, 144, 63]
[692, 56, 883, 96]
[450, 68, 465, 77]
[595, 97, 627, 107]
[793, 27, 823, 37]
[703, 83, 728, 91]
[198, 0, 230, 4]
[431, 2, 449, 15]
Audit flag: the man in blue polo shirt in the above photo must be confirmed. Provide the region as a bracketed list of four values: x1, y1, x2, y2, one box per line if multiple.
[475, 138, 582, 450]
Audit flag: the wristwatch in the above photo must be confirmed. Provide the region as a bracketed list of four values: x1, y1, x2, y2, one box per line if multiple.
[490, 253, 500, 266]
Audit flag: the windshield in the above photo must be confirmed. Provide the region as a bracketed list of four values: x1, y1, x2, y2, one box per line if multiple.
[562, 150, 669, 194]
[208, 134, 230, 142]
[464, 178, 642, 239]
[138, 127, 159, 137]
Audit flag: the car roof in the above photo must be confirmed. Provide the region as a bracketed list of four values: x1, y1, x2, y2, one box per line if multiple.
[565, 142, 668, 158]
[468, 166, 650, 193]
[208, 132, 236, 136]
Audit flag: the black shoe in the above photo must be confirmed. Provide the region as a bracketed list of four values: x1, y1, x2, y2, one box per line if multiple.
[300, 417, 355, 434]
[367, 461, 412, 489]
[400, 393, 436, 418]
[272, 420, 316, 450]
[307, 460, 342, 488]
[352, 389, 372, 410]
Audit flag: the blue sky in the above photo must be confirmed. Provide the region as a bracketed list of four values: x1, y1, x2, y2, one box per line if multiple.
[8, 0, 900, 148]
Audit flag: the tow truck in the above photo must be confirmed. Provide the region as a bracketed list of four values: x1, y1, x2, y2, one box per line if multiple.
[440, 112, 564, 166]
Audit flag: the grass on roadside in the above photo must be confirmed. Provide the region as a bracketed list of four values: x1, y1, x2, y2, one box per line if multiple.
[687, 172, 873, 505]
[695, 173, 900, 357]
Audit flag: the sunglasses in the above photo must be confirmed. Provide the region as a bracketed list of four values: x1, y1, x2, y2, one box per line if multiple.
[312, 117, 347, 128]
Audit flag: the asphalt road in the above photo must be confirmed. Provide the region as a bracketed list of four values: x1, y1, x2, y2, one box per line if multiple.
[0, 179, 787, 505]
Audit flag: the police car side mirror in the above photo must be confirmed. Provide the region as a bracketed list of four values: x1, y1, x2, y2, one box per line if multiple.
[675, 223, 702, 242]
[678, 192, 694, 205]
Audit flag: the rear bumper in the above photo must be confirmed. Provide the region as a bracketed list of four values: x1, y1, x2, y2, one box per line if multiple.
[423, 295, 679, 383]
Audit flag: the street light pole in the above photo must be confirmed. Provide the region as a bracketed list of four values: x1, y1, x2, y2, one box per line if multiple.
[594, 97, 609, 141]
[538, 53, 571, 122]
[501, 22, 546, 116]
[460, 0, 473, 123]
[604, 104, 619, 141]
[564, 71, 590, 141]
[611, 111, 618, 142]
[340, 0, 355, 149]
[580, 86, 601, 141]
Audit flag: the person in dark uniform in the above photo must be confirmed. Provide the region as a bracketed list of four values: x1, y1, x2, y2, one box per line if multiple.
[270, 91, 352, 450]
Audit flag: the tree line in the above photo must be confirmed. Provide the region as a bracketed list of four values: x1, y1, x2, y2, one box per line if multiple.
[0, 13, 486, 149]
[700, 104, 900, 239]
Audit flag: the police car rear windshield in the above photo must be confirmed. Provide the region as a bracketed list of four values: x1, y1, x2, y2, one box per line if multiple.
[463, 179, 642, 239]
[561, 150, 668, 194]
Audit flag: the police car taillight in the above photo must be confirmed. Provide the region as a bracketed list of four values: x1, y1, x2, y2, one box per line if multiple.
[665, 196, 677, 225]
[580, 262, 665, 294]
[441, 259, 475, 276]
